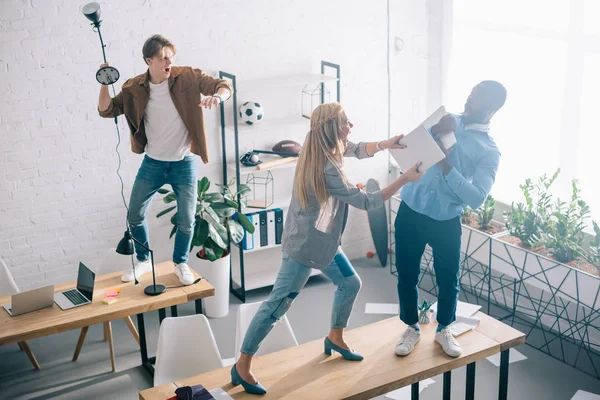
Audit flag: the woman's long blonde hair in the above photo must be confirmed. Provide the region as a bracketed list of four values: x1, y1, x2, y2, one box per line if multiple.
[294, 102, 349, 209]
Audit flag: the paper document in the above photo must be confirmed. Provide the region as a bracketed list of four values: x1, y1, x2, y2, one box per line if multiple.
[389, 125, 445, 172]
[390, 106, 458, 172]
[430, 300, 481, 317]
[421, 105, 448, 130]
[422, 105, 457, 150]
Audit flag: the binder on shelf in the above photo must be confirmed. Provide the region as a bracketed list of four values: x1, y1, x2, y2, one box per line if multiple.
[274, 208, 284, 244]
[258, 211, 268, 247]
[242, 213, 255, 250]
[267, 210, 276, 247]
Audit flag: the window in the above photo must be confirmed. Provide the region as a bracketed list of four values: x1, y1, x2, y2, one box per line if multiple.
[446, 0, 599, 224]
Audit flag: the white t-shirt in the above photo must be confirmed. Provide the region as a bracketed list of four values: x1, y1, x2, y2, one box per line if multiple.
[143, 79, 192, 161]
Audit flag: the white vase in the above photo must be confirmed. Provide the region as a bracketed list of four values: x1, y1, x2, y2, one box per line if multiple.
[191, 252, 231, 318]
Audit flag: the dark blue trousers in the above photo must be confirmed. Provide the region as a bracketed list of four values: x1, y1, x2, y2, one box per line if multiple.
[394, 201, 462, 327]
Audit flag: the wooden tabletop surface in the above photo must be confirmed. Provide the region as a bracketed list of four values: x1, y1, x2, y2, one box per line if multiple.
[140, 312, 525, 400]
[0, 261, 215, 345]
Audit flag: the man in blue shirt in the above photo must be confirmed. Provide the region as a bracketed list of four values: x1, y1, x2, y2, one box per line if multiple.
[394, 81, 507, 358]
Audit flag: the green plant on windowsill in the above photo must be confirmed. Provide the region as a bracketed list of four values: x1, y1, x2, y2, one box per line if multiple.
[461, 206, 473, 225]
[587, 221, 600, 270]
[534, 180, 591, 264]
[156, 177, 255, 262]
[477, 195, 496, 231]
[504, 169, 559, 248]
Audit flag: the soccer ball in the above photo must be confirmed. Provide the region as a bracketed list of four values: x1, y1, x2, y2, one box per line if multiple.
[239, 101, 264, 125]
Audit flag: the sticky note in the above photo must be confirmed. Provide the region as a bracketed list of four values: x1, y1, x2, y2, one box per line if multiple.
[102, 297, 118, 305]
[106, 289, 119, 297]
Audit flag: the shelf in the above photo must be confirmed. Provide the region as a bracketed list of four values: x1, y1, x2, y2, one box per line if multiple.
[227, 156, 298, 176]
[242, 197, 291, 214]
[235, 73, 338, 92]
[225, 116, 309, 133]
[232, 267, 322, 291]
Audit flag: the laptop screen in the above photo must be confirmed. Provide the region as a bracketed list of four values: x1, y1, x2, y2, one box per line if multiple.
[76, 262, 95, 301]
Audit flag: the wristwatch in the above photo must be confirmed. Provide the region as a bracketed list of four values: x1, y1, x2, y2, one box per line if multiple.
[212, 93, 223, 103]
[376, 141, 385, 151]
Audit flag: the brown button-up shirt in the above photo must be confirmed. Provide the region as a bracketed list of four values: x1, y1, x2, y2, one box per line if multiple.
[98, 66, 233, 163]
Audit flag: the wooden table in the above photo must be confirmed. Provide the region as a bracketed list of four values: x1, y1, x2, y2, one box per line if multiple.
[140, 312, 525, 400]
[0, 261, 215, 376]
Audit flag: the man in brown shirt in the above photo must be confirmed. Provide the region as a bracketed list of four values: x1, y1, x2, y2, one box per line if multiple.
[98, 34, 232, 286]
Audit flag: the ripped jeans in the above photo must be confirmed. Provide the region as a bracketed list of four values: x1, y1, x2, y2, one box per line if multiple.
[128, 155, 197, 265]
[241, 248, 362, 356]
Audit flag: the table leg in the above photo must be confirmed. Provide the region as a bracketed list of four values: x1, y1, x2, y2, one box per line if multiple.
[443, 371, 451, 400]
[170, 305, 178, 317]
[195, 298, 203, 314]
[498, 349, 510, 400]
[411, 382, 419, 400]
[137, 313, 154, 376]
[158, 308, 166, 324]
[466, 362, 476, 400]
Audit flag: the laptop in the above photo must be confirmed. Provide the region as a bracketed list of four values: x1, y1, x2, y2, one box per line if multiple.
[54, 262, 96, 310]
[3, 285, 55, 316]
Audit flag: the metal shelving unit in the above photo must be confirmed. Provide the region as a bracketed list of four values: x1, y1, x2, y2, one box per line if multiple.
[219, 61, 341, 302]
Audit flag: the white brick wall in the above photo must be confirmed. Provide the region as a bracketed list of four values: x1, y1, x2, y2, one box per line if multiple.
[0, 0, 435, 290]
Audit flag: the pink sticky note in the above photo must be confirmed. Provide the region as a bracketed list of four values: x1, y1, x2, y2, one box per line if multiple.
[106, 289, 119, 297]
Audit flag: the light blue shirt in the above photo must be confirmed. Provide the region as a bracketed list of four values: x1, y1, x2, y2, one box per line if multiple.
[400, 114, 501, 221]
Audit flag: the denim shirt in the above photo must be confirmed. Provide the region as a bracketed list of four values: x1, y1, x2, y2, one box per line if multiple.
[282, 141, 384, 269]
[400, 114, 501, 221]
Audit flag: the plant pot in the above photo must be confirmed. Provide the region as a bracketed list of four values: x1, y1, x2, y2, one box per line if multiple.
[461, 221, 506, 266]
[191, 251, 231, 318]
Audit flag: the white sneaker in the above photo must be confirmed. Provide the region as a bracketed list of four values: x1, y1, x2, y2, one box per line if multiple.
[395, 326, 421, 356]
[121, 259, 152, 282]
[174, 263, 195, 285]
[435, 328, 462, 357]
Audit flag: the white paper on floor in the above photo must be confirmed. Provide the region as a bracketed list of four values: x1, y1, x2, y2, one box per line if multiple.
[384, 378, 435, 400]
[365, 303, 399, 315]
[486, 348, 527, 367]
[222, 357, 235, 366]
[571, 390, 600, 400]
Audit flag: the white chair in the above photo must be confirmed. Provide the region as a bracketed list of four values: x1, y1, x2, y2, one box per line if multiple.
[0, 259, 41, 370]
[153, 314, 224, 387]
[72, 249, 140, 372]
[234, 301, 299, 362]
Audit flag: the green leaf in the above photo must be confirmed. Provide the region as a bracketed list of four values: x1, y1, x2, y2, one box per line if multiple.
[193, 218, 209, 247]
[204, 193, 224, 203]
[237, 213, 255, 234]
[157, 188, 171, 194]
[228, 219, 245, 243]
[156, 206, 176, 219]
[198, 177, 210, 194]
[225, 198, 239, 209]
[207, 223, 227, 249]
[203, 210, 229, 243]
[170, 212, 178, 225]
[204, 238, 224, 261]
[169, 225, 177, 239]
[214, 207, 236, 218]
[163, 193, 177, 204]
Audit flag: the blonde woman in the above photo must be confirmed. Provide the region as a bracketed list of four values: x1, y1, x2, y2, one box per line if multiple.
[231, 103, 423, 394]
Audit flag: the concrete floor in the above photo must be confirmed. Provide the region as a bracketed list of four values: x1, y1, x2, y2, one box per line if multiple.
[1, 257, 599, 399]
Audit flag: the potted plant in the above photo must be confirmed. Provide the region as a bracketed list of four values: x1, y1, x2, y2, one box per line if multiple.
[586, 221, 600, 274]
[156, 177, 255, 318]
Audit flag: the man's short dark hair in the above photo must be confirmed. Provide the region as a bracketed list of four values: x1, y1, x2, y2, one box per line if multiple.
[142, 34, 176, 65]
[480, 80, 507, 113]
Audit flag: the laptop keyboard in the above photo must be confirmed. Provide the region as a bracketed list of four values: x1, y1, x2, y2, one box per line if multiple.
[63, 289, 89, 305]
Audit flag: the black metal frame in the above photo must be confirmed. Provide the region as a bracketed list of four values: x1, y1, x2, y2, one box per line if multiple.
[220, 61, 341, 303]
[136, 298, 203, 377]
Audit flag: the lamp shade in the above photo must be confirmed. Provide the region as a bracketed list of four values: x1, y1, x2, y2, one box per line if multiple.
[82, 2, 101, 24]
[116, 231, 135, 255]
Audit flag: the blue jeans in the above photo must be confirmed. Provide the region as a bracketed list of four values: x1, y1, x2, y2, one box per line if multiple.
[128, 155, 197, 265]
[394, 201, 461, 327]
[241, 249, 362, 356]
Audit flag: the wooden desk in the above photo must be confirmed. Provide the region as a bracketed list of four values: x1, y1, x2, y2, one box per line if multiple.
[0, 262, 214, 375]
[140, 313, 525, 400]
